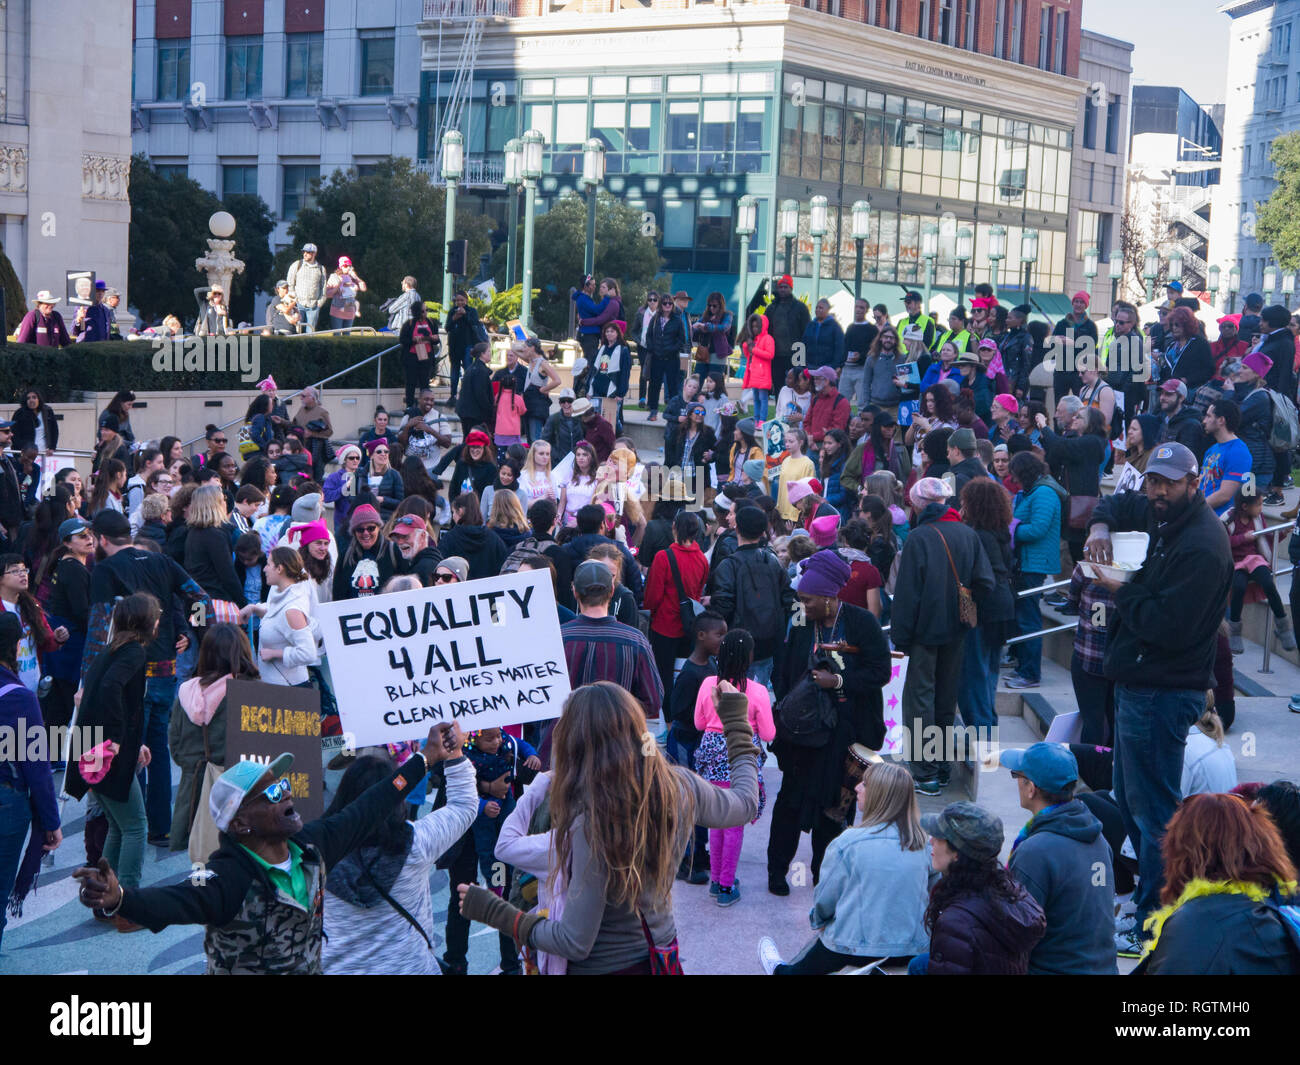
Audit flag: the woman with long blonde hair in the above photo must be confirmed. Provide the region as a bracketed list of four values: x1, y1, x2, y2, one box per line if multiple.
[456, 680, 758, 973]
[486, 490, 530, 548]
[758, 761, 930, 974]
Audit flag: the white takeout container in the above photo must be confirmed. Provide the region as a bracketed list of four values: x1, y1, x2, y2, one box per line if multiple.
[1111, 531, 1149, 569]
[1080, 561, 1138, 584]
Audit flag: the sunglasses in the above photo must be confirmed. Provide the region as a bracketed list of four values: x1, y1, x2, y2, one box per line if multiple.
[357, 525, 380, 535]
[435, 572, 457, 583]
[372, 448, 389, 455]
[647, 297, 659, 303]
[212, 438, 227, 445]
[260, 776, 292, 803]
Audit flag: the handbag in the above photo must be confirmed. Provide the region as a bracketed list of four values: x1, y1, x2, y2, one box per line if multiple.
[1064, 469, 1099, 531]
[78, 740, 118, 786]
[638, 912, 684, 975]
[664, 546, 705, 636]
[935, 528, 978, 628]
[188, 723, 223, 863]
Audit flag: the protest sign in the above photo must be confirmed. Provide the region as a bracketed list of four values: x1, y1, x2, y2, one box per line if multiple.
[226, 679, 323, 822]
[39, 453, 76, 501]
[315, 568, 570, 747]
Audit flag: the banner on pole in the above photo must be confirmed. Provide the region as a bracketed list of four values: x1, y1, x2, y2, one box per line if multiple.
[226, 679, 324, 823]
[315, 569, 570, 748]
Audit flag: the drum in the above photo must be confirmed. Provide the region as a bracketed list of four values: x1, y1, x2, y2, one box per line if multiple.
[824, 742, 884, 823]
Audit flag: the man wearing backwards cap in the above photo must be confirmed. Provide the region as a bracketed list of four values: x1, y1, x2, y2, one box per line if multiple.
[764, 274, 812, 400]
[1083, 440, 1232, 951]
[74, 724, 467, 973]
[890, 476, 994, 796]
[1001, 743, 1117, 974]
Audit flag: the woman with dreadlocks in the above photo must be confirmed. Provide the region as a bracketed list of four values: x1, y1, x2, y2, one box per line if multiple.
[693, 628, 775, 908]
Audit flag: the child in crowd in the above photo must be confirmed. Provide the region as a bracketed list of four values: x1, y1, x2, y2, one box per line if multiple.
[693, 628, 774, 906]
[234, 532, 266, 637]
[230, 484, 266, 541]
[464, 727, 541, 891]
[668, 611, 727, 884]
[1225, 491, 1297, 653]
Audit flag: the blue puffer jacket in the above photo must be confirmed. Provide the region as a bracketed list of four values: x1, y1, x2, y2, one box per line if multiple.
[801, 316, 845, 369]
[1012, 479, 1062, 576]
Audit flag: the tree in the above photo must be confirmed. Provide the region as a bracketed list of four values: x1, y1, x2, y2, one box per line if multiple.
[1256, 131, 1300, 271]
[0, 240, 25, 333]
[272, 158, 494, 329]
[128, 155, 220, 323]
[493, 189, 665, 337]
[221, 193, 276, 324]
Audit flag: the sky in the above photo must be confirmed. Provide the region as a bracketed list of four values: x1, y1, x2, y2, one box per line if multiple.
[1082, 0, 1231, 106]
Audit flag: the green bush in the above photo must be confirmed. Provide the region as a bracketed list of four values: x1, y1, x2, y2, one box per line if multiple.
[0, 336, 407, 402]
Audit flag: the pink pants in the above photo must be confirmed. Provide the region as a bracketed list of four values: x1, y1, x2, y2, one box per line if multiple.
[708, 781, 744, 888]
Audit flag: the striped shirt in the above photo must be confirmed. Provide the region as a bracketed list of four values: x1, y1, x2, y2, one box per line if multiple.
[562, 613, 664, 715]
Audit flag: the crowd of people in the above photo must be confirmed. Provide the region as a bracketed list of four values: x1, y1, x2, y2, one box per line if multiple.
[2, 266, 1299, 978]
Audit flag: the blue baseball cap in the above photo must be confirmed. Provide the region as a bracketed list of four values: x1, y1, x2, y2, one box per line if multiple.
[1000, 742, 1078, 792]
[58, 517, 91, 541]
[1166, 280, 1183, 293]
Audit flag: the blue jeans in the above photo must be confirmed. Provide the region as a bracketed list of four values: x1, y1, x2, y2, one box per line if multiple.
[1112, 684, 1203, 927]
[139, 674, 177, 838]
[0, 785, 33, 950]
[99, 776, 147, 890]
[647, 359, 682, 417]
[526, 415, 546, 443]
[747, 657, 774, 694]
[958, 626, 1001, 733]
[1012, 572, 1046, 682]
[908, 952, 930, 975]
[299, 303, 321, 333]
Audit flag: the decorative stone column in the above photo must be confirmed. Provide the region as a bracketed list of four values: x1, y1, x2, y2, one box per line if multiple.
[194, 211, 246, 300]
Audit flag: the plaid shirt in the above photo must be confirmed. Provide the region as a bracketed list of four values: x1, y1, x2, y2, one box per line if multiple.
[562, 613, 664, 717]
[1067, 564, 1116, 675]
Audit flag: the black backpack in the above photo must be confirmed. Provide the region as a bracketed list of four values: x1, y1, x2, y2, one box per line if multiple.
[774, 665, 837, 748]
[732, 549, 783, 644]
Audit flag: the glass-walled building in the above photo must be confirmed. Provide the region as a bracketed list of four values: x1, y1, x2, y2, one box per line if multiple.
[425, 1, 1084, 309]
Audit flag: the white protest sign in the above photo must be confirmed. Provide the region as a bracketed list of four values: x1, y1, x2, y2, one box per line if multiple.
[39, 453, 76, 501]
[315, 568, 570, 747]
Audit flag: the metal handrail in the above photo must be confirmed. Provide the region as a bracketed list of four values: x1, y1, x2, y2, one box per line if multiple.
[1258, 518, 1297, 674]
[179, 343, 401, 450]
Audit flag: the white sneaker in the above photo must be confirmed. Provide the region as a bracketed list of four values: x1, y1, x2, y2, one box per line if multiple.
[757, 936, 783, 976]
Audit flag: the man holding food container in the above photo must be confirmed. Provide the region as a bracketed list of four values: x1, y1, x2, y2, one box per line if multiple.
[1082, 441, 1233, 956]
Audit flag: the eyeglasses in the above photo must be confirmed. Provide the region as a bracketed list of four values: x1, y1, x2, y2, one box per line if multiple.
[260, 776, 292, 803]
[4, 566, 27, 576]
[435, 572, 457, 583]
[212, 438, 227, 445]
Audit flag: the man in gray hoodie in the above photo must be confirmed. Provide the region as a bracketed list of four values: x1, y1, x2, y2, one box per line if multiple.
[1002, 743, 1118, 974]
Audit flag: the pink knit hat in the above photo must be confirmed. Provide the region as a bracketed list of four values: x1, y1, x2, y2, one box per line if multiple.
[1242, 351, 1273, 379]
[786, 479, 816, 505]
[909, 476, 949, 509]
[349, 504, 381, 532]
[993, 392, 1019, 414]
[809, 514, 840, 547]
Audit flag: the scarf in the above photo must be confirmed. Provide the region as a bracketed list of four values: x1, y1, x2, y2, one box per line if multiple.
[178, 673, 232, 726]
[1140, 876, 1298, 958]
[1010, 802, 1069, 855]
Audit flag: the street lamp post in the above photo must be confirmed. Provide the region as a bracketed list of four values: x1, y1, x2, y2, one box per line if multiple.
[988, 225, 1006, 296]
[921, 223, 938, 312]
[1020, 228, 1038, 306]
[503, 138, 522, 290]
[809, 195, 828, 304]
[736, 194, 756, 313]
[1142, 248, 1159, 305]
[1083, 245, 1099, 309]
[851, 200, 871, 299]
[1108, 248, 1124, 307]
[519, 129, 544, 331]
[440, 129, 464, 313]
[1228, 265, 1241, 311]
[581, 138, 606, 277]
[779, 199, 800, 278]
[1283, 271, 1296, 309]
[1207, 264, 1221, 311]
[955, 226, 973, 308]
[1264, 263, 1278, 304]
[1167, 249, 1183, 302]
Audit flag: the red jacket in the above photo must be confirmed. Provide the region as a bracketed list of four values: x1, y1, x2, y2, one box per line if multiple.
[741, 316, 774, 391]
[805, 386, 850, 445]
[644, 541, 709, 637]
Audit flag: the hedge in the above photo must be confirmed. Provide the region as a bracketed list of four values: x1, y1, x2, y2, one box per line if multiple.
[0, 336, 408, 402]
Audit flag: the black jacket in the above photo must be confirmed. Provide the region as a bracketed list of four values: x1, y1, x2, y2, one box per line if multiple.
[1091, 490, 1232, 689]
[437, 524, 508, 582]
[0, 453, 23, 532]
[455, 358, 495, 428]
[645, 311, 687, 363]
[397, 544, 443, 587]
[432, 445, 497, 499]
[927, 881, 1046, 975]
[63, 642, 147, 804]
[665, 425, 717, 470]
[1136, 892, 1299, 975]
[973, 526, 1017, 635]
[1160, 406, 1206, 462]
[1259, 327, 1297, 401]
[764, 295, 812, 362]
[332, 540, 400, 601]
[948, 455, 990, 507]
[541, 413, 584, 463]
[1164, 335, 1215, 392]
[1040, 428, 1107, 501]
[563, 532, 643, 601]
[446, 304, 486, 358]
[185, 525, 247, 606]
[709, 543, 796, 661]
[997, 326, 1034, 395]
[11, 405, 58, 452]
[890, 507, 995, 651]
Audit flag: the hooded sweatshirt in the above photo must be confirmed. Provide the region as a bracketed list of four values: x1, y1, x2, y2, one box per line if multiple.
[1007, 799, 1118, 975]
[436, 524, 508, 581]
[741, 315, 774, 391]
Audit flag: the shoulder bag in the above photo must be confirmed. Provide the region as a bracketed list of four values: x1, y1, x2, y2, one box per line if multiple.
[362, 850, 434, 954]
[664, 547, 705, 636]
[188, 722, 223, 863]
[934, 527, 978, 628]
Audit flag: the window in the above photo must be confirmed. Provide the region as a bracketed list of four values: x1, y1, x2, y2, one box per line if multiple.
[1038, 5, 1051, 69]
[222, 164, 257, 198]
[1273, 21, 1292, 56]
[1009, 0, 1023, 62]
[282, 164, 319, 220]
[1244, 144, 1252, 173]
[887, 0, 899, 31]
[666, 102, 699, 174]
[994, 0, 1006, 57]
[939, 0, 955, 45]
[1082, 98, 1096, 150]
[663, 199, 694, 248]
[286, 33, 324, 98]
[1054, 11, 1067, 72]
[695, 199, 732, 270]
[156, 42, 190, 102]
[225, 36, 263, 100]
[1105, 95, 1120, 154]
[154, 164, 188, 181]
[360, 32, 395, 96]
[918, 0, 931, 39]
[965, 0, 978, 49]
[1075, 209, 1100, 254]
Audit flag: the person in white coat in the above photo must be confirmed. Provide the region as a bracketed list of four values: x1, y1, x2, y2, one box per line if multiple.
[322, 725, 478, 975]
[238, 546, 318, 686]
[1181, 708, 1237, 797]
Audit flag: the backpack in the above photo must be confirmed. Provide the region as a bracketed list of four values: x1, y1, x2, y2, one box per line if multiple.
[1265, 388, 1299, 452]
[774, 666, 837, 748]
[237, 421, 258, 458]
[729, 549, 782, 643]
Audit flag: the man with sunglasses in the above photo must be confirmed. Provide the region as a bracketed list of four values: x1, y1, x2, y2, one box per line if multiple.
[74, 724, 465, 974]
[632, 292, 660, 406]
